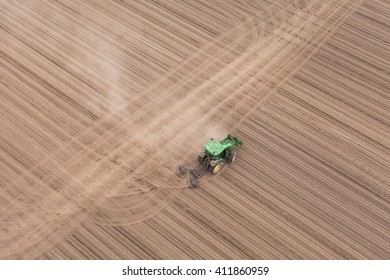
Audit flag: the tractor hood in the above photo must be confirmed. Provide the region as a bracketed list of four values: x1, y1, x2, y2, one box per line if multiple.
[204, 139, 224, 156]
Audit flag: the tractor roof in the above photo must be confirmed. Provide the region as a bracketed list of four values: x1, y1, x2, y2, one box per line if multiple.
[204, 139, 225, 156]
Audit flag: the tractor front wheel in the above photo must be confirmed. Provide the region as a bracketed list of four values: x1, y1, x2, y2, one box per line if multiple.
[211, 161, 224, 175]
[198, 155, 206, 164]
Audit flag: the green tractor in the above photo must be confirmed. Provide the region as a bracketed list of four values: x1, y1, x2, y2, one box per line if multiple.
[198, 134, 243, 174]
[179, 134, 243, 188]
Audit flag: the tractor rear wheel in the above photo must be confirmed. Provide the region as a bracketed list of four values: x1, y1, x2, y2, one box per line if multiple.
[227, 149, 237, 163]
[211, 161, 224, 175]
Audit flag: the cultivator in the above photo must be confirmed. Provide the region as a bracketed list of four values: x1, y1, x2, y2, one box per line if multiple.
[179, 134, 243, 188]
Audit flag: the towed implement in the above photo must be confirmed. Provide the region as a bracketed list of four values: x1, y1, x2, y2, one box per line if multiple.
[179, 134, 243, 188]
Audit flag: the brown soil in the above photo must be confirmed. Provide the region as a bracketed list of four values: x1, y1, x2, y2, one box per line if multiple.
[0, 0, 388, 259]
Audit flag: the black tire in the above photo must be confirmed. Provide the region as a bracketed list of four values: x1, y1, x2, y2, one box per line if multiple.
[189, 178, 198, 188]
[179, 165, 187, 175]
[211, 161, 224, 175]
[227, 149, 237, 163]
[198, 155, 205, 164]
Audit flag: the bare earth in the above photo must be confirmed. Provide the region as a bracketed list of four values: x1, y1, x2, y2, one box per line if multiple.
[0, 0, 389, 259]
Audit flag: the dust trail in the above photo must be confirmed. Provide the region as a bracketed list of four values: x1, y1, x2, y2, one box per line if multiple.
[99, 49, 129, 118]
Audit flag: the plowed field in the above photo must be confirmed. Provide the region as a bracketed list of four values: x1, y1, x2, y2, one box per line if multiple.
[0, 0, 389, 259]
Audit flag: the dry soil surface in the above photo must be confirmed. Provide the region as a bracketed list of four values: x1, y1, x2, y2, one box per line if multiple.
[0, 0, 389, 259]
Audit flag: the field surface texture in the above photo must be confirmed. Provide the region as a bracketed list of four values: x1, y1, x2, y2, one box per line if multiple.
[0, 0, 389, 259]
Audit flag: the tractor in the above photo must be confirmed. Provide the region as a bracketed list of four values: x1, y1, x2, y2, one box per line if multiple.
[179, 134, 243, 188]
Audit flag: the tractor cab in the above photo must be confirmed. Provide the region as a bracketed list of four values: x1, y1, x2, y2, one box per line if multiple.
[204, 139, 225, 159]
